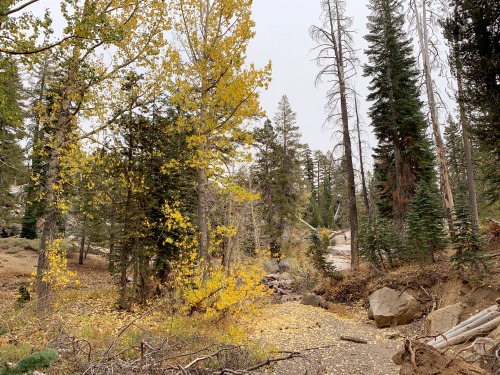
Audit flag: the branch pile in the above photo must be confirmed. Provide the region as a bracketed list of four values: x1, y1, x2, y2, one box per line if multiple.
[394, 339, 490, 375]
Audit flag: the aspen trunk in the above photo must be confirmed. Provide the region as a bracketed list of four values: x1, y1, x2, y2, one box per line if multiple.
[36, 84, 73, 313]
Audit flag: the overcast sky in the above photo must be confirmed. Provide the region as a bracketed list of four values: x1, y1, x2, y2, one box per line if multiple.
[248, 0, 373, 155]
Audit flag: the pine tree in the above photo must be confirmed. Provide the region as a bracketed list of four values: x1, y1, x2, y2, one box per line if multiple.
[272, 96, 304, 250]
[450, 189, 486, 271]
[443, 0, 500, 203]
[0, 56, 26, 222]
[405, 181, 447, 263]
[444, 116, 466, 193]
[363, 0, 435, 227]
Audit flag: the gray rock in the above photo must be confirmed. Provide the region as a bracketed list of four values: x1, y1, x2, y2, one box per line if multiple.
[264, 259, 279, 273]
[368, 287, 422, 328]
[424, 303, 465, 336]
[277, 272, 294, 281]
[281, 294, 301, 303]
[278, 258, 292, 271]
[301, 293, 323, 307]
[264, 273, 279, 281]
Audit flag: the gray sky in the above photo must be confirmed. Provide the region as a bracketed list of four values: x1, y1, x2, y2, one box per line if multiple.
[248, 0, 373, 155]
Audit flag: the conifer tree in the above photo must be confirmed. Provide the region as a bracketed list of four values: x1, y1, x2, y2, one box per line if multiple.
[405, 181, 447, 263]
[444, 116, 466, 193]
[0, 55, 26, 222]
[443, 0, 499, 203]
[272, 96, 304, 250]
[363, 0, 435, 227]
[450, 189, 485, 271]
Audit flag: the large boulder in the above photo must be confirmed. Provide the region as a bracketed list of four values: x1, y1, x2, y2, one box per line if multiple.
[425, 303, 465, 336]
[264, 258, 279, 273]
[369, 287, 422, 328]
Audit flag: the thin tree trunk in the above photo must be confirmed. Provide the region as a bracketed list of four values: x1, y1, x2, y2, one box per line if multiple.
[411, 0, 455, 233]
[79, 220, 86, 265]
[119, 112, 134, 311]
[354, 92, 370, 217]
[108, 217, 116, 272]
[456, 62, 479, 228]
[330, 0, 359, 271]
[197, 165, 210, 271]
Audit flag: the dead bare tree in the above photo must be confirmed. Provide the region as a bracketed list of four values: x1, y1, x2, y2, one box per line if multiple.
[353, 91, 371, 217]
[408, 0, 455, 234]
[310, 0, 359, 271]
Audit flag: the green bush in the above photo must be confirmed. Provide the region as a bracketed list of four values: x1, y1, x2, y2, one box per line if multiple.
[306, 230, 341, 279]
[0, 348, 58, 375]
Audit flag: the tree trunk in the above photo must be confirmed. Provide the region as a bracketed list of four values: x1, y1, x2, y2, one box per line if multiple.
[329, 0, 359, 271]
[456, 62, 479, 228]
[197, 166, 210, 272]
[412, 0, 455, 234]
[36, 83, 73, 313]
[119, 117, 134, 311]
[79, 223, 86, 265]
[354, 92, 370, 217]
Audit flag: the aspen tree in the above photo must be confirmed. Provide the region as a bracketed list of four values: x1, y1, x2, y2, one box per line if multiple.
[2, 0, 171, 312]
[170, 0, 271, 270]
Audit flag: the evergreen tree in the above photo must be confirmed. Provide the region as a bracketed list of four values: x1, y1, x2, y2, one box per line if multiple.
[302, 145, 316, 226]
[253, 97, 304, 253]
[405, 181, 447, 263]
[450, 189, 486, 271]
[272, 96, 304, 249]
[443, 116, 466, 193]
[363, 0, 435, 227]
[0, 56, 26, 222]
[253, 118, 279, 252]
[443, 0, 500, 203]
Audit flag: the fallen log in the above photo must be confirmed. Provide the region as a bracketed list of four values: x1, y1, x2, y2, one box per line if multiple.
[340, 336, 367, 344]
[427, 305, 499, 347]
[433, 316, 500, 349]
[429, 311, 500, 347]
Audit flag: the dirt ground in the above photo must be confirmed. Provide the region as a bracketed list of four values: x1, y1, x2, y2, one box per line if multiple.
[0, 240, 498, 374]
[0, 248, 112, 310]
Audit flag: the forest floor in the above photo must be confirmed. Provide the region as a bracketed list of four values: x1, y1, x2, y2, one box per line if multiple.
[0, 238, 499, 374]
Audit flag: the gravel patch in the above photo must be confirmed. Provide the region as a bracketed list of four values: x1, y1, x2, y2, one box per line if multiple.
[249, 302, 404, 374]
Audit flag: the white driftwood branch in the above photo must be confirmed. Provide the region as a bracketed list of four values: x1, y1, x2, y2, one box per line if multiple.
[432, 316, 500, 349]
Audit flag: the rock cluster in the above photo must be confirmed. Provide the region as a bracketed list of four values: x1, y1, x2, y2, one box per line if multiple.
[262, 258, 301, 302]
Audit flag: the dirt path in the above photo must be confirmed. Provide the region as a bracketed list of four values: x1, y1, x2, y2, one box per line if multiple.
[249, 302, 402, 374]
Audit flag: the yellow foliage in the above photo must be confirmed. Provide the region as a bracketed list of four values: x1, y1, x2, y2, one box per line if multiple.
[173, 256, 272, 321]
[41, 238, 79, 291]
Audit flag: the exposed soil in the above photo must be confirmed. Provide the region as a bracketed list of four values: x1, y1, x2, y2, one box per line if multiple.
[0, 240, 498, 374]
[0, 247, 112, 313]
